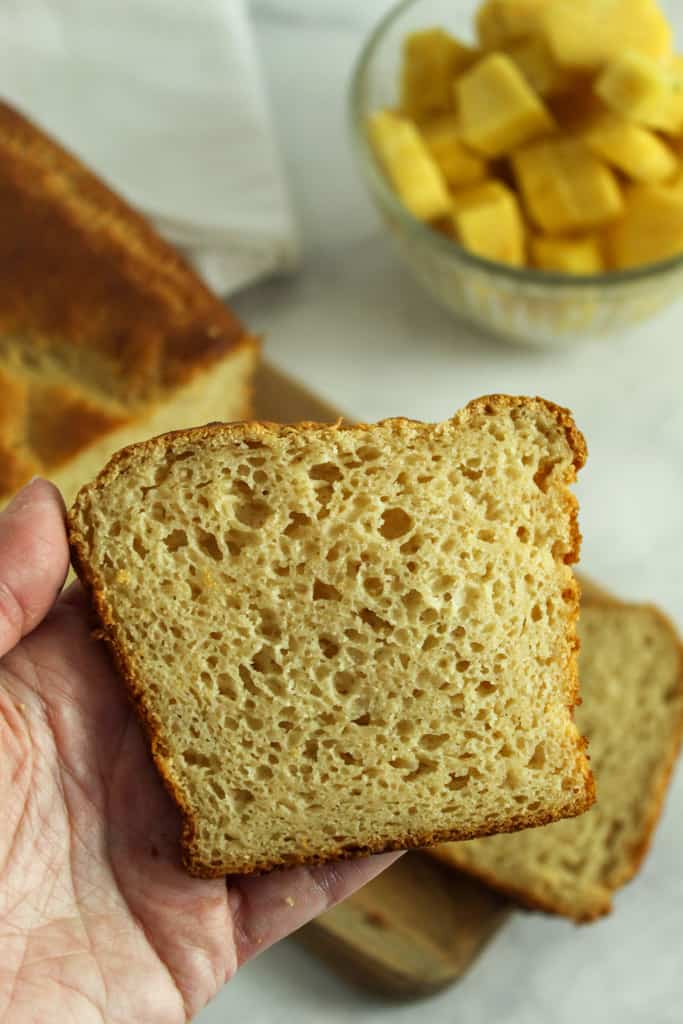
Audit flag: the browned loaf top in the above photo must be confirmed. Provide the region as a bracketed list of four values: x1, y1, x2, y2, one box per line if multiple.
[0, 100, 255, 502]
[69, 395, 593, 877]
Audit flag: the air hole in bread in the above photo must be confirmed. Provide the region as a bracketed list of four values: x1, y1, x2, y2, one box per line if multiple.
[319, 636, 340, 659]
[184, 749, 212, 768]
[359, 607, 391, 632]
[419, 733, 449, 751]
[313, 579, 341, 601]
[196, 528, 222, 562]
[528, 743, 546, 769]
[284, 511, 311, 538]
[310, 462, 343, 483]
[380, 507, 412, 540]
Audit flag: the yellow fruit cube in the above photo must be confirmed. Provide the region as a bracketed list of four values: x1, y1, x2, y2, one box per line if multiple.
[400, 29, 479, 120]
[512, 137, 624, 232]
[420, 115, 488, 187]
[450, 180, 526, 266]
[505, 35, 575, 97]
[368, 111, 452, 221]
[540, 0, 672, 71]
[456, 54, 555, 158]
[595, 51, 683, 135]
[583, 112, 678, 184]
[606, 184, 683, 269]
[531, 234, 604, 274]
[476, 0, 547, 51]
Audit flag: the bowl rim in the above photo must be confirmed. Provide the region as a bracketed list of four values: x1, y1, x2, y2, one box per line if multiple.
[348, 0, 683, 289]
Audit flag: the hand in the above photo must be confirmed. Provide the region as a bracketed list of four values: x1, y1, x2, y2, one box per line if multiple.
[0, 480, 399, 1023]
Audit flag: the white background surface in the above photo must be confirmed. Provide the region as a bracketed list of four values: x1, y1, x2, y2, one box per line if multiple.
[202, 2, 683, 1021]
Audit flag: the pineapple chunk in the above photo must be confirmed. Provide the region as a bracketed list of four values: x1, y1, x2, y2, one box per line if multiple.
[476, 0, 547, 51]
[531, 234, 604, 273]
[595, 51, 683, 135]
[583, 112, 678, 184]
[505, 35, 575, 97]
[368, 111, 451, 221]
[456, 54, 555, 157]
[607, 184, 683, 269]
[512, 137, 623, 232]
[420, 115, 488, 187]
[400, 29, 478, 120]
[540, 0, 672, 71]
[450, 180, 526, 266]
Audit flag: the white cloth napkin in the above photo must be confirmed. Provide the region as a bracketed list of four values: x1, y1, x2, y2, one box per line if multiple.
[0, 0, 299, 294]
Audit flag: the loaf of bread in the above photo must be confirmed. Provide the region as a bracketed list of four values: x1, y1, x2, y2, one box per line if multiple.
[68, 395, 594, 876]
[0, 101, 257, 509]
[432, 583, 683, 921]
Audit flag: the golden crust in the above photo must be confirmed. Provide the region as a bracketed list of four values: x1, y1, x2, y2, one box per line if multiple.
[68, 394, 593, 877]
[69, 392, 588, 495]
[0, 99, 256, 501]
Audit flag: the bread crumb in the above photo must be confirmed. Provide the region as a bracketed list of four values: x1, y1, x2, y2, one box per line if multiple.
[284, 896, 295, 907]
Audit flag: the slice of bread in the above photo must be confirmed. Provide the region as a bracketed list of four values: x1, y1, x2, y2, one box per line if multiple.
[68, 395, 594, 877]
[0, 100, 257, 509]
[432, 585, 683, 921]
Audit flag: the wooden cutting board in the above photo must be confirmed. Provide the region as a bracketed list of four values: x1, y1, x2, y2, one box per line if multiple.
[297, 854, 510, 999]
[252, 362, 511, 999]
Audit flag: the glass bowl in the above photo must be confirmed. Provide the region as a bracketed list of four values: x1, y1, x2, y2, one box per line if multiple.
[349, 0, 683, 348]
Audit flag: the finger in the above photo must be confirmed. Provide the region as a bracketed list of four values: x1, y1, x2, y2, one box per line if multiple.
[228, 851, 404, 965]
[0, 478, 69, 658]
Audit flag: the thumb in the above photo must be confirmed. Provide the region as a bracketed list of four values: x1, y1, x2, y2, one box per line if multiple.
[0, 479, 69, 658]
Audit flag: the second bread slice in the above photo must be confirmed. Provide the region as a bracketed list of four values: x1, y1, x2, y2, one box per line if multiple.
[68, 395, 594, 876]
[432, 585, 683, 920]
